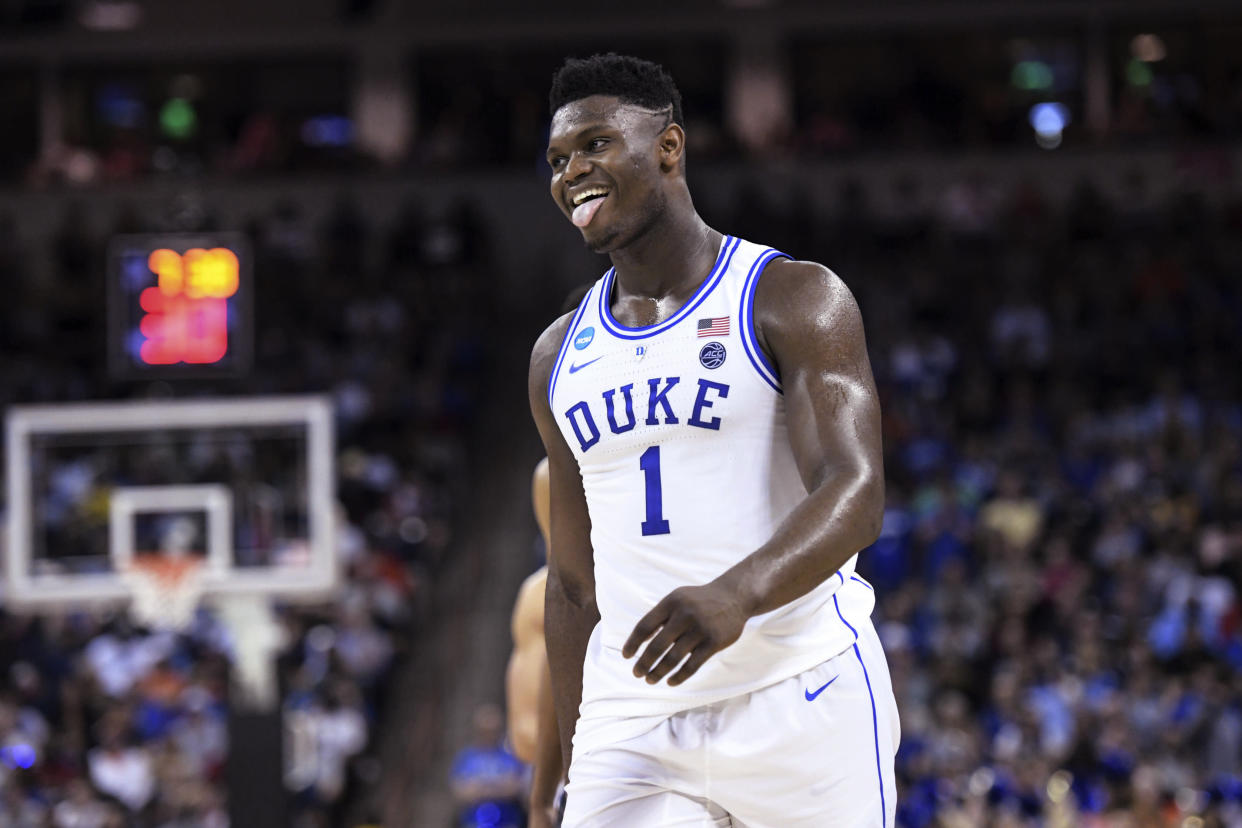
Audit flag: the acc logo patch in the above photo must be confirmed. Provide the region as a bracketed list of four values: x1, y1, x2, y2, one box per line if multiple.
[699, 341, 726, 369]
[574, 327, 595, 350]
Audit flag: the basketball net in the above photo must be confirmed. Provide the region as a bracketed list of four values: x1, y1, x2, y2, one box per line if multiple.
[121, 557, 281, 711]
[121, 555, 206, 631]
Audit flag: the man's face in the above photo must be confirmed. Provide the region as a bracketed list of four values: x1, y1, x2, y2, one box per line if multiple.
[546, 95, 671, 254]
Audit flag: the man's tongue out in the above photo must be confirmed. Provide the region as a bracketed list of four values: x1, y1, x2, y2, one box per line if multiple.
[572, 194, 608, 228]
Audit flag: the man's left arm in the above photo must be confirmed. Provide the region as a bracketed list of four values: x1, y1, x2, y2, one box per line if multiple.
[624, 259, 884, 685]
[527, 663, 564, 828]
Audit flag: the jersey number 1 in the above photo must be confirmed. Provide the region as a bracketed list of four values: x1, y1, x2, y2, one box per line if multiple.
[639, 445, 671, 536]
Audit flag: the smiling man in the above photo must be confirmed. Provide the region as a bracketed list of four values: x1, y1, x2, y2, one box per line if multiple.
[528, 54, 899, 827]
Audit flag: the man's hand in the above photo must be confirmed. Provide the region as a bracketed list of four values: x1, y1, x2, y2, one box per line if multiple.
[622, 580, 751, 686]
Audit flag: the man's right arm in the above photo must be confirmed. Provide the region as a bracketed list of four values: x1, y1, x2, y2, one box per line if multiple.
[528, 314, 597, 778]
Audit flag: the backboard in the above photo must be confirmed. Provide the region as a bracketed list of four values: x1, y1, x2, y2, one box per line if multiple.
[4, 395, 336, 612]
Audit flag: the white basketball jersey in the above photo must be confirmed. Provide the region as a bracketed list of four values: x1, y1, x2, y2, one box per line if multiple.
[548, 235, 876, 724]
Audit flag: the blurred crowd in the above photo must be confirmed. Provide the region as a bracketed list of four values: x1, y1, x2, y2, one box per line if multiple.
[435, 163, 1242, 827]
[756, 172, 1242, 825]
[0, 196, 492, 826]
[1, 102, 1240, 826]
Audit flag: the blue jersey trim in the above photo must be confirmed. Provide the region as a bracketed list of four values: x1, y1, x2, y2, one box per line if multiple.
[739, 248, 789, 394]
[851, 574, 874, 591]
[852, 642, 888, 827]
[833, 593, 859, 641]
[596, 236, 739, 340]
[547, 285, 595, 408]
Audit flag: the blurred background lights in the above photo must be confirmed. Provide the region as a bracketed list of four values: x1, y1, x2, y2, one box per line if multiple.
[1046, 770, 1073, 803]
[1011, 60, 1054, 91]
[1175, 787, 1207, 814]
[1028, 102, 1070, 149]
[968, 767, 996, 797]
[1127, 58, 1154, 87]
[96, 83, 146, 128]
[159, 97, 197, 139]
[300, 115, 354, 148]
[1130, 33, 1167, 62]
[2, 744, 37, 770]
[473, 802, 502, 827]
[77, 0, 143, 30]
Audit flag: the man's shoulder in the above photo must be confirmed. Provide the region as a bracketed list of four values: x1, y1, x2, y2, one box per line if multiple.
[750, 256, 865, 362]
[756, 257, 848, 304]
[754, 255, 857, 321]
[529, 310, 579, 396]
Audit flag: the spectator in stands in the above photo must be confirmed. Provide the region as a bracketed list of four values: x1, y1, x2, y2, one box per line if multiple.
[87, 719, 155, 815]
[449, 704, 525, 828]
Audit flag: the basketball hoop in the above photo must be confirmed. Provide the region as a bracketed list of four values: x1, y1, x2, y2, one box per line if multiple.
[122, 557, 282, 710]
[121, 555, 206, 631]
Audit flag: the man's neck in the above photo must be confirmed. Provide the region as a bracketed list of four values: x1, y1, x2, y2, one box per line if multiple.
[609, 204, 720, 302]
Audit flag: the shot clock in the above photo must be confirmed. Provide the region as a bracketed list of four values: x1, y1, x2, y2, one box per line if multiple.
[108, 233, 253, 379]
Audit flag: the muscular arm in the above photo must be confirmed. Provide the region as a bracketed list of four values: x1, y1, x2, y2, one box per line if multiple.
[529, 314, 598, 775]
[721, 259, 884, 610]
[503, 568, 563, 821]
[528, 662, 563, 819]
[504, 569, 549, 762]
[625, 259, 884, 684]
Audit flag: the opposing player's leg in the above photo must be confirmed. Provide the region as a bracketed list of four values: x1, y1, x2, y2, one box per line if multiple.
[709, 620, 899, 827]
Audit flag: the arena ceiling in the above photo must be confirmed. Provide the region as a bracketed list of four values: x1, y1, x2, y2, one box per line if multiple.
[1, 0, 1238, 58]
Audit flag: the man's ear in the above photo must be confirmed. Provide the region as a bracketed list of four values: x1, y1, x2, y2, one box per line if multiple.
[658, 123, 686, 172]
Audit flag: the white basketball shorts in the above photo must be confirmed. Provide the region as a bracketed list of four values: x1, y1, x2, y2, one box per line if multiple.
[562, 620, 899, 827]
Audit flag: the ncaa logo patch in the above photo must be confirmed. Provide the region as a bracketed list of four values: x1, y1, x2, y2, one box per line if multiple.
[699, 341, 727, 369]
[574, 327, 595, 350]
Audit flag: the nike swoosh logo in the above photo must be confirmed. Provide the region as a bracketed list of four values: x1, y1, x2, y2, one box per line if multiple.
[568, 355, 604, 374]
[804, 675, 839, 701]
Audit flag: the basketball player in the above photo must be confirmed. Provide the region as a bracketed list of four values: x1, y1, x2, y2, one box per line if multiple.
[504, 458, 565, 828]
[527, 54, 899, 826]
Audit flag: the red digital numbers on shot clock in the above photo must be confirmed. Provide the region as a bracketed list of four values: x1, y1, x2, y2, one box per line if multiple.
[107, 233, 252, 379]
[139, 247, 239, 364]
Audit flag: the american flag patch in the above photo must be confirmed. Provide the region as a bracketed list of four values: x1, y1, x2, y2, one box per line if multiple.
[697, 316, 730, 338]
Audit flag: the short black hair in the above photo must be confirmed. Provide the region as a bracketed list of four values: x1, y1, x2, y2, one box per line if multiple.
[549, 53, 683, 127]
